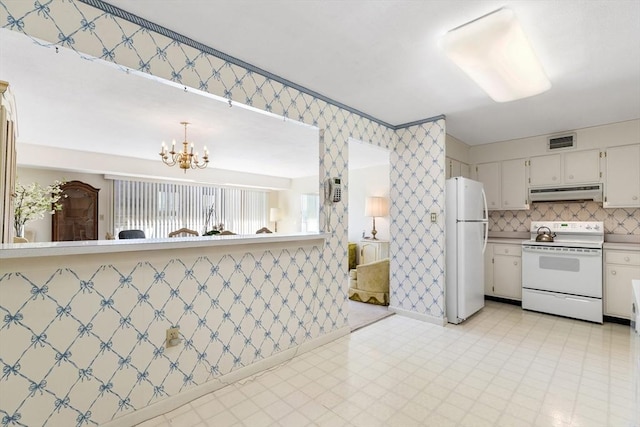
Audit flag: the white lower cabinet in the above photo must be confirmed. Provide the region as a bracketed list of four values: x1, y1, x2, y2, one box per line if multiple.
[604, 250, 640, 319]
[484, 243, 494, 296]
[485, 242, 522, 301]
[360, 240, 389, 265]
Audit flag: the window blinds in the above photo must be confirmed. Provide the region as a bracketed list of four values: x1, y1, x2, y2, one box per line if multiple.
[113, 180, 268, 237]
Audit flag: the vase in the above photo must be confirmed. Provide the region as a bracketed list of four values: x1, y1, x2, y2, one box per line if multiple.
[14, 223, 25, 238]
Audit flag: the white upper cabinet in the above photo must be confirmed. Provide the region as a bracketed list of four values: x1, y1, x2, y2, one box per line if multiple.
[604, 144, 640, 207]
[446, 157, 460, 179]
[475, 159, 527, 210]
[476, 162, 501, 210]
[529, 154, 561, 186]
[529, 149, 601, 187]
[501, 159, 528, 210]
[446, 157, 471, 179]
[563, 149, 601, 184]
[460, 162, 471, 179]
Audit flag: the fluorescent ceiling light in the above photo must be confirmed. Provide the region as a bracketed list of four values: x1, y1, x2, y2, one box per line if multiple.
[441, 8, 551, 102]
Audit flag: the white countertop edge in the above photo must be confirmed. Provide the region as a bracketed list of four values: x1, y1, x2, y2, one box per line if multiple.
[633, 280, 640, 333]
[603, 242, 640, 251]
[487, 238, 528, 244]
[0, 232, 330, 259]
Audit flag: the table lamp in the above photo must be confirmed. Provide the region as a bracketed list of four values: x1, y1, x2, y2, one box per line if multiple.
[365, 196, 388, 240]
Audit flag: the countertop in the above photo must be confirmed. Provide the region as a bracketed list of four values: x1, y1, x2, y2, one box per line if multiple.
[603, 242, 640, 251]
[487, 232, 528, 245]
[0, 232, 329, 259]
[603, 233, 639, 251]
[487, 238, 526, 245]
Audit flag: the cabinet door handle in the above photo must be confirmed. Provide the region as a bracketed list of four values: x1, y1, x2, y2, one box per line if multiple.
[625, 257, 630, 262]
[633, 196, 638, 200]
[505, 249, 509, 254]
[611, 270, 617, 275]
[552, 176, 557, 181]
[569, 174, 574, 179]
[514, 261, 518, 266]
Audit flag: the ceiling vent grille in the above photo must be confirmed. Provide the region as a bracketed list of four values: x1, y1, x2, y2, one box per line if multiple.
[548, 133, 576, 151]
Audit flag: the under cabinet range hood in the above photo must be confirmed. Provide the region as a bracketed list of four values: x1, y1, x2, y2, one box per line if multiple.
[529, 183, 603, 203]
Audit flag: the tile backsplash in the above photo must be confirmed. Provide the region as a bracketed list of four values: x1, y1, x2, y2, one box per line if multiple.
[489, 202, 640, 235]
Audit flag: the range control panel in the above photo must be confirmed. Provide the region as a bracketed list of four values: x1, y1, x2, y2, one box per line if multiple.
[530, 221, 604, 234]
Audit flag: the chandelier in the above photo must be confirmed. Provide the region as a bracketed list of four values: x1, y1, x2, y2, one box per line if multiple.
[159, 121, 209, 172]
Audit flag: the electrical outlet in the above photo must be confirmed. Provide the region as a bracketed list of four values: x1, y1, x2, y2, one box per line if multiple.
[166, 327, 180, 348]
[430, 212, 437, 223]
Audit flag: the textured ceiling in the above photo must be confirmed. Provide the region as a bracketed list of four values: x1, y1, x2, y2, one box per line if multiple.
[3, 1, 639, 181]
[1, 29, 323, 179]
[102, 0, 640, 145]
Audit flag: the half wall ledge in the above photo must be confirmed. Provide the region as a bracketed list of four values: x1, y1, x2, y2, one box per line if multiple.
[0, 232, 329, 259]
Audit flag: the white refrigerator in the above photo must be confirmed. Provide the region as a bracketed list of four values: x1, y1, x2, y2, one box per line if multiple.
[445, 177, 488, 324]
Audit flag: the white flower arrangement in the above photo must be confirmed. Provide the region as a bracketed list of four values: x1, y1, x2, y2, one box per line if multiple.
[12, 180, 66, 236]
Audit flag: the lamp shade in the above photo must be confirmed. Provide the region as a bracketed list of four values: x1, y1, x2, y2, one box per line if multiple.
[269, 207, 280, 222]
[365, 197, 389, 217]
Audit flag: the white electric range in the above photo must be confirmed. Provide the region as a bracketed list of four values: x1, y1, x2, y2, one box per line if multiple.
[521, 221, 604, 323]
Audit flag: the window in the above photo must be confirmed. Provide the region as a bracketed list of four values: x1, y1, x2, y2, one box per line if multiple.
[113, 179, 268, 237]
[300, 194, 319, 232]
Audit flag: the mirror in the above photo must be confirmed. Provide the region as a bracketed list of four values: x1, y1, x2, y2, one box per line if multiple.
[1, 29, 319, 240]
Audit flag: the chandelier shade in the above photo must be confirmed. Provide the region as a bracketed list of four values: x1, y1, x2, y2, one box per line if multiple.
[160, 121, 209, 172]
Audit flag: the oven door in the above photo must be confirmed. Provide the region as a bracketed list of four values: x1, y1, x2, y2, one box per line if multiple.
[522, 245, 602, 297]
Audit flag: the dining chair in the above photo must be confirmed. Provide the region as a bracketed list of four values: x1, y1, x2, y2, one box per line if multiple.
[168, 228, 199, 237]
[118, 229, 146, 239]
[256, 227, 272, 234]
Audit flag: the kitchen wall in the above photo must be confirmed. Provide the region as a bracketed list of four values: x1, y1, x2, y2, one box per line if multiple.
[469, 119, 639, 163]
[348, 163, 390, 242]
[453, 120, 640, 236]
[391, 120, 446, 323]
[445, 134, 470, 164]
[1, 1, 446, 424]
[489, 202, 640, 235]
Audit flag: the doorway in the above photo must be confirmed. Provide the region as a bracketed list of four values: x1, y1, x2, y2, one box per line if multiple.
[347, 138, 392, 331]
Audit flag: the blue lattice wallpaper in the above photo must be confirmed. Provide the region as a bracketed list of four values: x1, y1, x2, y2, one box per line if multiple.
[391, 122, 446, 320]
[0, 246, 322, 426]
[0, 0, 446, 425]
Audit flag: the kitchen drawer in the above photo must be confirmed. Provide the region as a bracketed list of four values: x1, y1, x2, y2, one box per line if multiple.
[494, 244, 522, 257]
[606, 251, 640, 266]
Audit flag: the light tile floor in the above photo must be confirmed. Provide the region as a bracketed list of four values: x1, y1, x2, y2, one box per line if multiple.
[347, 300, 393, 331]
[137, 301, 638, 426]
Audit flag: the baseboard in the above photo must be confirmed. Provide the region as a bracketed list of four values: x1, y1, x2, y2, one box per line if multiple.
[485, 295, 522, 307]
[102, 326, 351, 427]
[388, 305, 446, 326]
[604, 315, 631, 326]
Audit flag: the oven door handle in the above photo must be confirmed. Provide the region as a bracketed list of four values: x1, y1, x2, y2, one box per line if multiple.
[522, 245, 602, 255]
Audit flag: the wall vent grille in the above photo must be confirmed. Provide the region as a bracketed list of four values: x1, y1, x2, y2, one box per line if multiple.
[548, 133, 576, 151]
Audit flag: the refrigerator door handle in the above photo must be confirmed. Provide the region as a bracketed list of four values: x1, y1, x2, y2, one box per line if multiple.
[481, 188, 488, 254]
[481, 188, 488, 221]
[482, 220, 488, 254]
